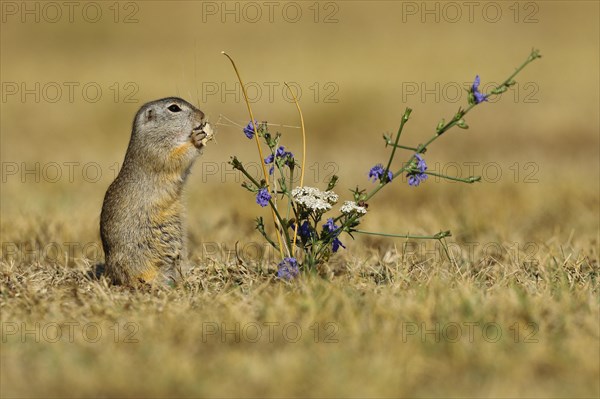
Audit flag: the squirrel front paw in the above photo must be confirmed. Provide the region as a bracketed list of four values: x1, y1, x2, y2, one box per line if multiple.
[191, 130, 207, 148]
[191, 122, 214, 149]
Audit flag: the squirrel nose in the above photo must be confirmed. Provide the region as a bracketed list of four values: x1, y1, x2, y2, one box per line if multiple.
[193, 122, 206, 131]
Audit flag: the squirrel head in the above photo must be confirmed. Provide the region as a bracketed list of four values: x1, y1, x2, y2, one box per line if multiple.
[127, 97, 207, 173]
[133, 97, 205, 146]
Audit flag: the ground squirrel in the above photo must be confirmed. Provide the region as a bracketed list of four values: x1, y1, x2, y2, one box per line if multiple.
[100, 97, 212, 285]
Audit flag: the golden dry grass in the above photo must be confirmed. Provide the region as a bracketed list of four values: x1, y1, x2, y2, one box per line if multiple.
[1, 1, 599, 398]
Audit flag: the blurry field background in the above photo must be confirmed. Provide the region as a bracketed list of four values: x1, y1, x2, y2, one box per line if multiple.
[1, 1, 599, 398]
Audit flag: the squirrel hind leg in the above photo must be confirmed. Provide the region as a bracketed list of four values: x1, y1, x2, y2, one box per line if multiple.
[135, 265, 185, 289]
[160, 264, 188, 288]
[87, 261, 134, 286]
[86, 262, 106, 280]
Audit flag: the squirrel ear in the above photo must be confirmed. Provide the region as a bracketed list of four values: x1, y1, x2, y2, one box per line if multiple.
[145, 109, 154, 122]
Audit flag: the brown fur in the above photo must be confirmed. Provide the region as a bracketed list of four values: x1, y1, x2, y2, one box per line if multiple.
[100, 97, 209, 285]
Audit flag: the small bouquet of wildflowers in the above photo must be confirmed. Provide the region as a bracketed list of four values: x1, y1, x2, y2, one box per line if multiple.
[222, 49, 541, 279]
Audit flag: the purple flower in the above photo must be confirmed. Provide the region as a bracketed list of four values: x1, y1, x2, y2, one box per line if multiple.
[265, 146, 294, 175]
[408, 174, 428, 187]
[368, 164, 393, 183]
[323, 218, 337, 232]
[332, 237, 346, 253]
[407, 154, 428, 187]
[292, 220, 312, 240]
[323, 218, 345, 253]
[256, 188, 271, 207]
[415, 154, 427, 173]
[472, 75, 488, 104]
[277, 257, 299, 280]
[264, 152, 275, 175]
[243, 120, 258, 139]
[264, 146, 290, 164]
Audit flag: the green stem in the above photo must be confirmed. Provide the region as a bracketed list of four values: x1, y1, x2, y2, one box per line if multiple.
[311, 236, 335, 264]
[496, 48, 542, 90]
[268, 199, 292, 255]
[439, 236, 454, 265]
[383, 108, 412, 184]
[310, 219, 353, 263]
[423, 51, 540, 142]
[235, 160, 293, 255]
[429, 103, 476, 140]
[286, 166, 294, 223]
[424, 171, 481, 183]
[235, 161, 262, 188]
[362, 51, 541, 204]
[384, 140, 421, 152]
[353, 230, 451, 240]
[255, 217, 280, 252]
[259, 228, 279, 251]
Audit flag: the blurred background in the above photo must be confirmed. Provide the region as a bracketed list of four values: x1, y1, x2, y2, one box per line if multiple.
[1, 0, 598, 254]
[1, 2, 599, 398]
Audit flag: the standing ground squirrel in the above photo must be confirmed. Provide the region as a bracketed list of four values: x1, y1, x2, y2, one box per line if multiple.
[100, 97, 212, 285]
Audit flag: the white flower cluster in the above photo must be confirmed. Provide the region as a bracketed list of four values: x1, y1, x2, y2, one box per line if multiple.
[340, 201, 367, 215]
[291, 186, 338, 212]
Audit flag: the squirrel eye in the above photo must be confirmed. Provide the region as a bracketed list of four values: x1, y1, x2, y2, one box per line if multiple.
[168, 104, 182, 112]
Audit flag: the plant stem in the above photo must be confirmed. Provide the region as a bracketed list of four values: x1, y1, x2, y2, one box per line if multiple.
[285, 82, 307, 255]
[234, 161, 261, 187]
[268, 199, 293, 255]
[497, 48, 542, 90]
[424, 171, 481, 183]
[362, 58, 506, 202]
[258, 226, 279, 251]
[384, 141, 420, 152]
[286, 166, 294, 229]
[353, 230, 451, 240]
[383, 108, 411, 184]
[222, 51, 285, 258]
[235, 160, 293, 255]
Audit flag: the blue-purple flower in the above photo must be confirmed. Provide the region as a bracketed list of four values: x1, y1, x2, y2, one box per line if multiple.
[415, 154, 427, 171]
[323, 218, 345, 253]
[331, 237, 346, 252]
[299, 221, 312, 239]
[408, 174, 427, 187]
[323, 218, 337, 232]
[407, 153, 428, 187]
[265, 146, 294, 175]
[256, 188, 271, 207]
[277, 257, 299, 280]
[368, 164, 393, 183]
[292, 220, 313, 240]
[243, 120, 258, 139]
[472, 75, 488, 104]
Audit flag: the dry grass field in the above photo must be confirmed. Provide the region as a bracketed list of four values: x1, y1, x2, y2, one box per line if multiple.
[1, 1, 599, 398]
